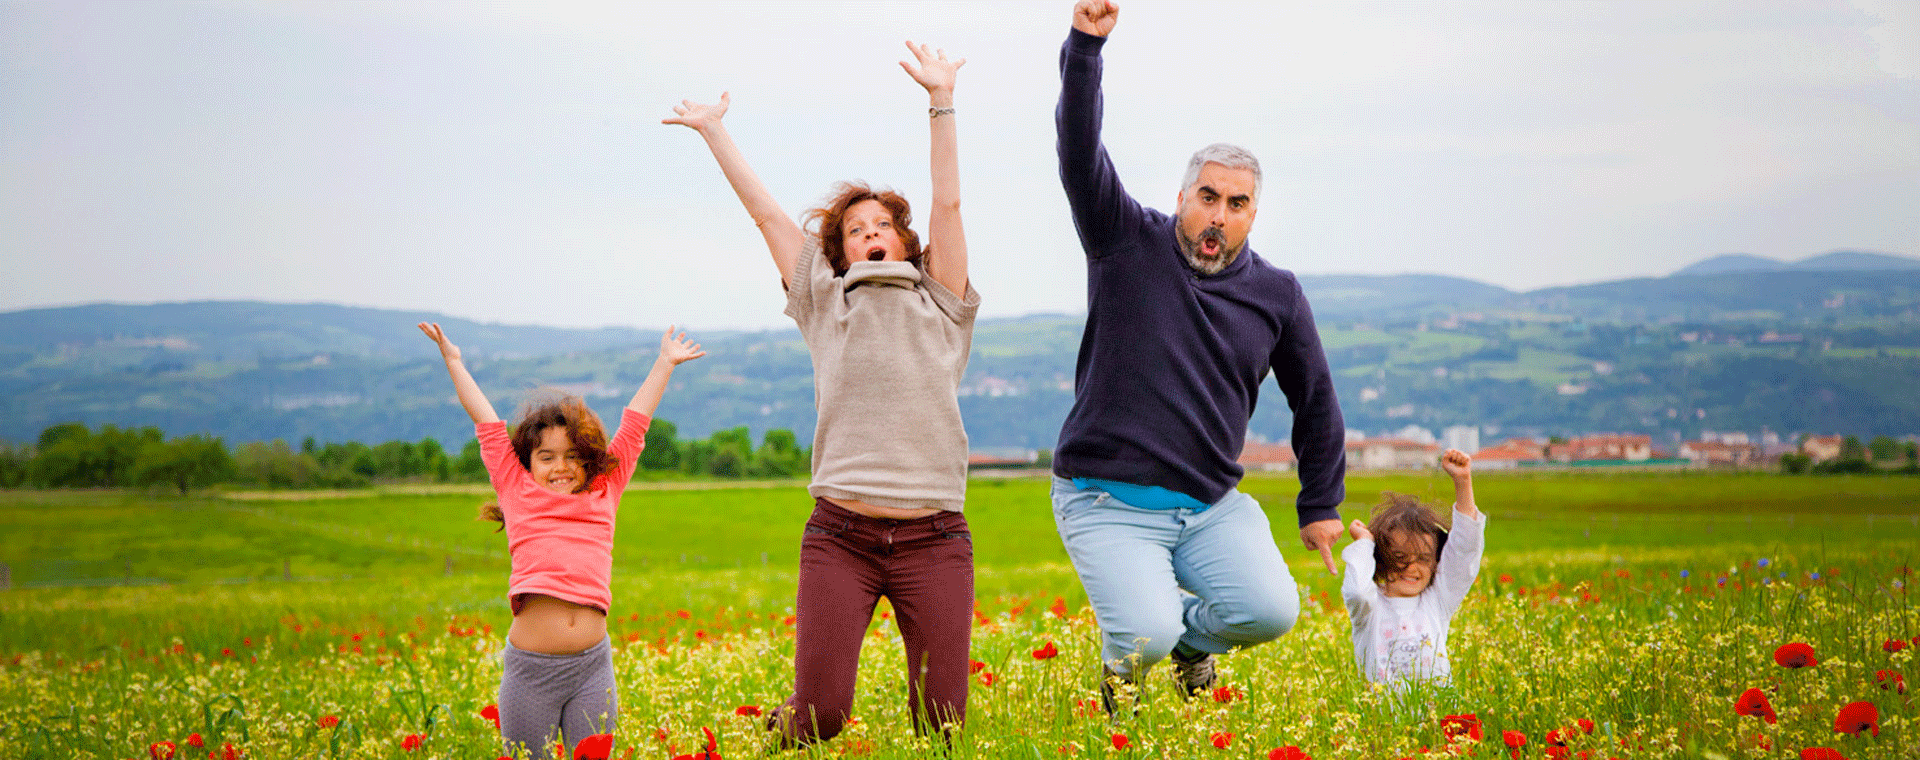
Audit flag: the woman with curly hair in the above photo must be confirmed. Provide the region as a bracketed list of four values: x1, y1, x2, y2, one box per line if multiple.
[665, 40, 978, 746]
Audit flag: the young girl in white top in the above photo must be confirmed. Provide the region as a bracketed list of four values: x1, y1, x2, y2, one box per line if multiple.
[1341, 449, 1486, 685]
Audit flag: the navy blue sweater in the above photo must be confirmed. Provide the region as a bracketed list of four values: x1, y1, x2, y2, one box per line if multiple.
[1053, 29, 1347, 525]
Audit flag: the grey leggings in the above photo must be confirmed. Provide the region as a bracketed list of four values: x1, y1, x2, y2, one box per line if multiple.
[499, 636, 616, 760]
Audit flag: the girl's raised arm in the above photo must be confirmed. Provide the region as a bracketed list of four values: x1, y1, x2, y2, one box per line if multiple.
[901, 41, 969, 297]
[664, 93, 806, 285]
[418, 323, 501, 425]
[626, 326, 706, 418]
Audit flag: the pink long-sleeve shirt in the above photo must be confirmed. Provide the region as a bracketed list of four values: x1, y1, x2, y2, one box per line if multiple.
[477, 408, 648, 614]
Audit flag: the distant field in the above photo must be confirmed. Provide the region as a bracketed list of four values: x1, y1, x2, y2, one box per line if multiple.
[4, 470, 1915, 632]
[4, 471, 1917, 587]
[3, 472, 1917, 759]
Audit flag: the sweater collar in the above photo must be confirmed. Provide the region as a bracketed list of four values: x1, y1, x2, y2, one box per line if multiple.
[843, 260, 923, 290]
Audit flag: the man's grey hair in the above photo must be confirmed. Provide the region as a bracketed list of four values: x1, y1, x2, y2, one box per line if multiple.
[1182, 143, 1262, 202]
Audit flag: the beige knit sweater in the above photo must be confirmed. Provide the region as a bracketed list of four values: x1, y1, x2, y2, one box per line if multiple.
[784, 240, 980, 512]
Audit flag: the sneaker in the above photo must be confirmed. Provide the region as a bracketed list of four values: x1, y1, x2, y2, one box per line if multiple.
[1099, 665, 1135, 716]
[1169, 646, 1217, 699]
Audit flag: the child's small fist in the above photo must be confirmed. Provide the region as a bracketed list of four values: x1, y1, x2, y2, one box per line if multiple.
[1440, 448, 1472, 477]
[1347, 519, 1372, 542]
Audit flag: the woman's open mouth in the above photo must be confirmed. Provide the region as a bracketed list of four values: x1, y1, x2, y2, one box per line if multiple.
[866, 246, 887, 261]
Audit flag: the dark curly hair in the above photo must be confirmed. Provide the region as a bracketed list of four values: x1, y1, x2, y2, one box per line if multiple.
[1368, 492, 1450, 584]
[801, 181, 924, 276]
[478, 390, 615, 531]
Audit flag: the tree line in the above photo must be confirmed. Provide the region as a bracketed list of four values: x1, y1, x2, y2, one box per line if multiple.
[0, 420, 809, 494]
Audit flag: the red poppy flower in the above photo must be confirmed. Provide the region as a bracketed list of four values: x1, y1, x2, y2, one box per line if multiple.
[669, 727, 720, 760]
[979, 671, 997, 686]
[1800, 749, 1847, 760]
[1774, 642, 1818, 668]
[218, 742, 241, 760]
[185, 735, 204, 749]
[400, 734, 423, 752]
[734, 705, 761, 717]
[481, 703, 501, 731]
[675, 610, 691, 619]
[1210, 732, 1234, 749]
[1875, 669, 1907, 693]
[574, 733, 614, 760]
[1546, 728, 1568, 746]
[1576, 719, 1594, 734]
[1049, 597, 1070, 617]
[1440, 713, 1484, 743]
[317, 715, 339, 729]
[1498, 574, 1513, 583]
[1544, 748, 1569, 760]
[1211, 686, 1243, 703]
[969, 659, 987, 674]
[1111, 733, 1131, 750]
[1736, 688, 1778, 724]
[1885, 639, 1909, 653]
[148, 741, 177, 760]
[1832, 701, 1878, 737]
[1747, 733, 1771, 750]
[1267, 746, 1310, 760]
[1503, 731, 1527, 749]
[1033, 641, 1059, 660]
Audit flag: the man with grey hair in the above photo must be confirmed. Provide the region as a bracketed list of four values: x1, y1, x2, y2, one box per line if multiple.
[1051, 0, 1348, 712]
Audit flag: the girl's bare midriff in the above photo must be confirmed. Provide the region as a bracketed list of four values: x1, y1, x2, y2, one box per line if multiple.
[833, 497, 941, 521]
[509, 594, 608, 655]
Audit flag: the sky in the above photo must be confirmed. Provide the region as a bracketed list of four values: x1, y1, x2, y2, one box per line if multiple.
[2, 1, 1916, 331]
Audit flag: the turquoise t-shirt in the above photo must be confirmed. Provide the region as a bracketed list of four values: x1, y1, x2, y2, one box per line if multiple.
[1072, 477, 1212, 511]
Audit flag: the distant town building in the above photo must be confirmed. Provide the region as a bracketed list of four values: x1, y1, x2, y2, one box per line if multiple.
[1347, 438, 1439, 470]
[1472, 438, 1546, 470]
[1237, 441, 1296, 472]
[1551, 434, 1652, 462]
[1801, 435, 1844, 463]
[966, 448, 1038, 469]
[1701, 430, 1751, 445]
[1391, 425, 1437, 445]
[1442, 425, 1480, 456]
[1680, 439, 1759, 467]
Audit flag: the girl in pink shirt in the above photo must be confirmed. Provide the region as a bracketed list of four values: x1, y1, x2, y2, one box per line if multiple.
[419, 322, 704, 760]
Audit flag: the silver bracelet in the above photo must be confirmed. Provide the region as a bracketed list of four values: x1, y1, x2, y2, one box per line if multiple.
[929, 106, 956, 118]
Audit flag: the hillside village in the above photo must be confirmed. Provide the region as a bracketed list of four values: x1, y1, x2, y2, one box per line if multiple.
[967, 427, 1917, 474]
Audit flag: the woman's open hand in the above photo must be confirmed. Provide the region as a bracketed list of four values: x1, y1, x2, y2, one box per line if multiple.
[900, 41, 964, 96]
[663, 92, 731, 134]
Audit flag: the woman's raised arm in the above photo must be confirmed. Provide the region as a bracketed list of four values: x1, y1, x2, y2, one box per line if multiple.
[664, 93, 806, 284]
[900, 41, 968, 297]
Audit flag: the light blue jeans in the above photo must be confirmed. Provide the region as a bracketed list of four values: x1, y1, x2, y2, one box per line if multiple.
[1051, 477, 1300, 677]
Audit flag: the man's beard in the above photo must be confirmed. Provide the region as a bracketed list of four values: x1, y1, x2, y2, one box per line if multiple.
[1177, 223, 1241, 275]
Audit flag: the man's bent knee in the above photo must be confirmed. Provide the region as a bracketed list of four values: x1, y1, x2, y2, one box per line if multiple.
[1218, 595, 1299, 645]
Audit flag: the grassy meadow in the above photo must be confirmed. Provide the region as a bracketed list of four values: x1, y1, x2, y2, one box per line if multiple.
[2, 470, 1918, 759]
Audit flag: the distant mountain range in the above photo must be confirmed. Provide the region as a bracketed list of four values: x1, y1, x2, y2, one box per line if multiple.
[4, 251, 1917, 449]
[1670, 250, 1920, 277]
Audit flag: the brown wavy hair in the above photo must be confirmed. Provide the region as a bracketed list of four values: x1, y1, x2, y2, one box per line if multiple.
[1368, 492, 1450, 583]
[801, 181, 924, 276]
[478, 390, 616, 531]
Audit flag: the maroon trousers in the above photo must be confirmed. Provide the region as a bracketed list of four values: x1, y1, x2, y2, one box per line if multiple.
[775, 497, 974, 744]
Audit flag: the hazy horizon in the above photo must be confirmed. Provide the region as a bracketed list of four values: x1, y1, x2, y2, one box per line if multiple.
[5, 1, 1916, 330]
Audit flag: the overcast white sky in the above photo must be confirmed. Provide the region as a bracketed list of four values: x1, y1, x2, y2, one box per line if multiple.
[3, 1, 1916, 330]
